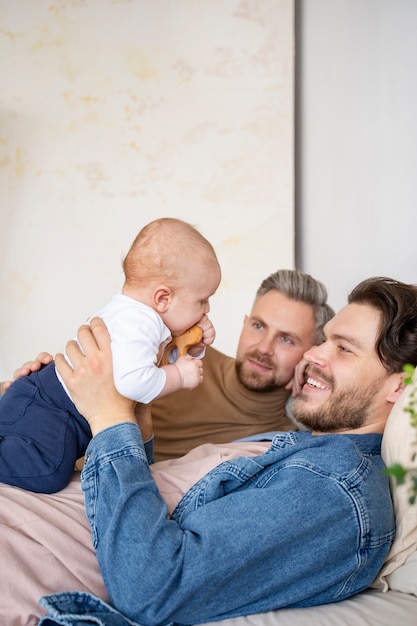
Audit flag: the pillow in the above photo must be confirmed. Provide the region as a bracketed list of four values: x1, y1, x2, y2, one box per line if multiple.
[387, 549, 417, 596]
[373, 367, 417, 594]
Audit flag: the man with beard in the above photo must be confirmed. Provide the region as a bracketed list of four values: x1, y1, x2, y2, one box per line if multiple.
[1, 269, 334, 462]
[30, 276, 417, 626]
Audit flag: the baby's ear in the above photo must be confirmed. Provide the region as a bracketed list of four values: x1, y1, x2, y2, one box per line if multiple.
[153, 285, 173, 312]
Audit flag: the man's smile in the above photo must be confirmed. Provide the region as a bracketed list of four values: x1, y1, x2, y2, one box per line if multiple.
[301, 367, 333, 396]
[305, 376, 330, 390]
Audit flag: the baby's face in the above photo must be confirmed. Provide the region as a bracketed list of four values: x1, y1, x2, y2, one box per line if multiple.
[163, 261, 221, 336]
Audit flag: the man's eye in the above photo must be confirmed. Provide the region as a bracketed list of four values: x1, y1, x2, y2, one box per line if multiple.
[281, 336, 294, 345]
[338, 345, 350, 353]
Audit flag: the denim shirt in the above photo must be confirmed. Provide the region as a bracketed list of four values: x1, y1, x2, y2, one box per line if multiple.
[39, 423, 395, 626]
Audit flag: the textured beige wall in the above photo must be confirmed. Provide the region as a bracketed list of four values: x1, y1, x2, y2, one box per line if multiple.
[0, 0, 294, 378]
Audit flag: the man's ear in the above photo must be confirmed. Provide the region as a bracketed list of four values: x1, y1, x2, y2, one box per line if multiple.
[385, 371, 407, 404]
[153, 286, 173, 313]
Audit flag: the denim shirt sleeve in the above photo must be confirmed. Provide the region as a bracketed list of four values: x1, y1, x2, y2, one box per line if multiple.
[143, 434, 154, 464]
[78, 424, 394, 626]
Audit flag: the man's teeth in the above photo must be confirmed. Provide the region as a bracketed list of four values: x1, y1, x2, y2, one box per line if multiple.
[306, 377, 328, 390]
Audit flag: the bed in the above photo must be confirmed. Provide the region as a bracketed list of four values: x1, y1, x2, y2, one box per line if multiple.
[201, 588, 417, 626]
[1, 373, 417, 625]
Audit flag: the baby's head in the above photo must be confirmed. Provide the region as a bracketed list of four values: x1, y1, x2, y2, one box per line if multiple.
[123, 218, 221, 334]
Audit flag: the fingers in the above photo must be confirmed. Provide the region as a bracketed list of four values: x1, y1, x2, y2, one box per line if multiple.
[13, 364, 35, 379]
[13, 363, 32, 378]
[55, 351, 74, 379]
[63, 318, 111, 367]
[197, 314, 208, 327]
[13, 353, 54, 379]
[284, 379, 293, 392]
[174, 355, 204, 389]
[57, 319, 112, 382]
[197, 315, 216, 346]
[64, 336, 87, 370]
[70, 318, 111, 357]
[88, 317, 112, 351]
[288, 358, 308, 397]
[35, 352, 54, 366]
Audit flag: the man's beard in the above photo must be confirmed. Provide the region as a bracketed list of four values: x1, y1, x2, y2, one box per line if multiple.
[292, 372, 384, 432]
[235, 352, 288, 392]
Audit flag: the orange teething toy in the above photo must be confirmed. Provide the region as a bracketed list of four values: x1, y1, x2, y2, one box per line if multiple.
[160, 325, 203, 366]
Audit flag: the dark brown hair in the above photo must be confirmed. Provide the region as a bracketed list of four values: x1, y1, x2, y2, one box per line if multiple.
[348, 277, 417, 373]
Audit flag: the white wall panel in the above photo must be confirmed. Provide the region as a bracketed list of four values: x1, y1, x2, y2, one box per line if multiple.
[296, 0, 417, 312]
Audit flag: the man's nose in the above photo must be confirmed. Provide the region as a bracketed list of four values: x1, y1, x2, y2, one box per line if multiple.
[256, 334, 275, 354]
[303, 342, 327, 367]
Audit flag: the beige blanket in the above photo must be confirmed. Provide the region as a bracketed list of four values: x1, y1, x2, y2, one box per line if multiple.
[0, 441, 270, 626]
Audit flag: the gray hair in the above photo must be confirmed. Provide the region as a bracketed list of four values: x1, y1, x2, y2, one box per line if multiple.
[255, 269, 334, 344]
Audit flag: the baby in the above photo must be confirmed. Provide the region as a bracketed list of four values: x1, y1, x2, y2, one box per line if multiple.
[0, 217, 221, 493]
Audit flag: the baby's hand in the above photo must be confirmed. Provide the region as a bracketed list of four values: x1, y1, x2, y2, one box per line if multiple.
[197, 314, 216, 347]
[174, 355, 204, 390]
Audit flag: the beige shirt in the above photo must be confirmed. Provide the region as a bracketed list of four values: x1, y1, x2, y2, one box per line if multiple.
[152, 346, 293, 461]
